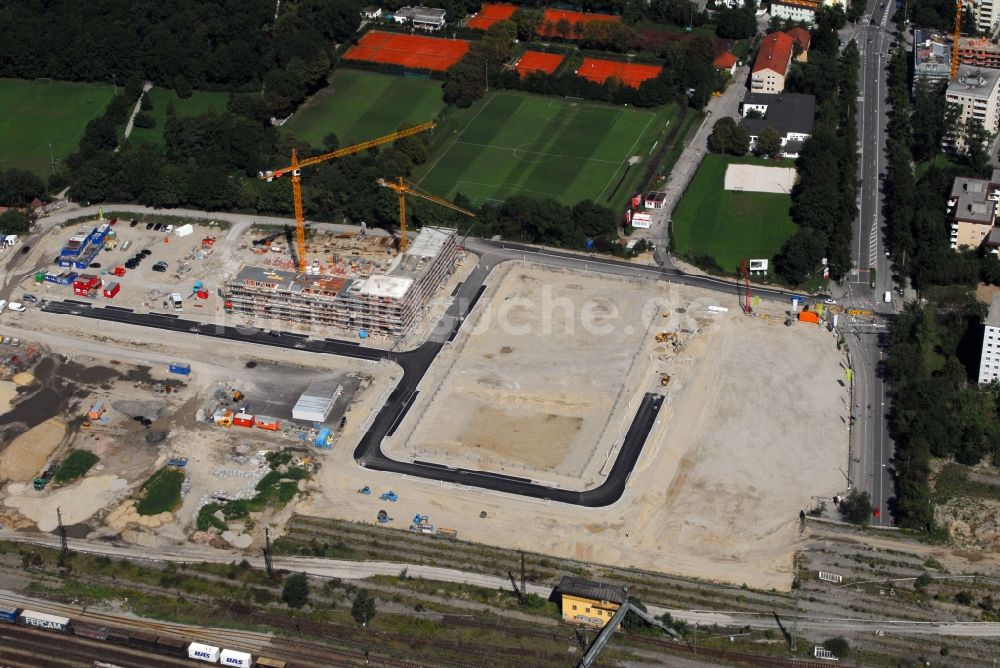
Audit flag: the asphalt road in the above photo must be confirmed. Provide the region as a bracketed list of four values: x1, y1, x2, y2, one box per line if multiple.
[845, 0, 897, 525]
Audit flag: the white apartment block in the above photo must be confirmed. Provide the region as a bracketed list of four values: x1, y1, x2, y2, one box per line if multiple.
[979, 294, 1000, 384]
[946, 66, 1000, 148]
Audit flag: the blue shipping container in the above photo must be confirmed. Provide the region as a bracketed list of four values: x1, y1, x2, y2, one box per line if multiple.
[0, 606, 20, 622]
[168, 363, 191, 375]
[315, 427, 332, 448]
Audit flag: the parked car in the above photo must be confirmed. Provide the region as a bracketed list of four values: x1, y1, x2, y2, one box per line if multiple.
[89, 262, 101, 269]
[145, 222, 154, 230]
[8, 302, 25, 312]
[19, 245, 30, 255]
[165, 225, 174, 235]
[124, 260, 137, 269]
[152, 261, 168, 272]
[130, 219, 139, 228]
[141, 249, 152, 257]
[0, 300, 7, 312]
[153, 223, 163, 231]
[22, 294, 38, 304]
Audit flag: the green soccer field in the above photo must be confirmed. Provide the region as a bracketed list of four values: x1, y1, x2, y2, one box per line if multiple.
[0, 78, 116, 178]
[128, 88, 230, 147]
[671, 154, 797, 274]
[284, 69, 445, 149]
[416, 92, 673, 207]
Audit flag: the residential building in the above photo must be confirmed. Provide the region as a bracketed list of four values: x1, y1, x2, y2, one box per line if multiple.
[751, 31, 796, 93]
[361, 6, 382, 19]
[224, 227, 459, 337]
[947, 171, 1000, 251]
[913, 30, 951, 93]
[974, 0, 1000, 35]
[787, 26, 811, 62]
[393, 6, 447, 30]
[978, 294, 1000, 384]
[738, 92, 816, 158]
[713, 51, 737, 75]
[958, 36, 1000, 69]
[552, 577, 627, 628]
[770, 0, 822, 24]
[946, 66, 1000, 147]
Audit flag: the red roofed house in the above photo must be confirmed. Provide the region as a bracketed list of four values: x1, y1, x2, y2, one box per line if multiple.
[786, 26, 811, 62]
[713, 52, 737, 75]
[752, 31, 795, 94]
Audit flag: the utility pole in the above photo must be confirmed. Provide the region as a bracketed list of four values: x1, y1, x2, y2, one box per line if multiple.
[263, 528, 275, 578]
[48, 143, 55, 176]
[112, 73, 117, 96]
[56, 507, 69, 564]
[519, 551, 526, 600]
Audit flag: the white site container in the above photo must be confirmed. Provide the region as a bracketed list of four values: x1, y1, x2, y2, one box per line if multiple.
[220, 648, 253, 667]
[188, 642, 221, 663]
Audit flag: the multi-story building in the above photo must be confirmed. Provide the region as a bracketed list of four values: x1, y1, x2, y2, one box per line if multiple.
[739, 92, 816, 158]
[947, 171, 1000, 251]
[913, 30, 951, 93]
[979, 294, 1000, 384]
[958, 36, 1000, 69]
[974, 0, 1000, 36]
[552, 577, 627, 628]
[392, 6, 447, 30]
[770, 0, 822, 24]
[751, 31, 795, 94]
[946, 66, 1000, 147]
[225, 227, 459, 337]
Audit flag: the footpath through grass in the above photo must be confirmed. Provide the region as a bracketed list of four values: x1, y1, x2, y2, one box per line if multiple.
[416, 91, 674, 208]
[0, 78, 115, 178]
[671, 153, 796, 274]
[128, 88, 229, 147]
[284, 69, 445, 149]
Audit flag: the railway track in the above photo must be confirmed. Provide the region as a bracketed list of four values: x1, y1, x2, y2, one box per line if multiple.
[0, 624, 192, 668]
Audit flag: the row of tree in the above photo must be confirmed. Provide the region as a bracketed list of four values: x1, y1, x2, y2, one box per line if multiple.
[0, 0, 364, 116]
[773, 10, 859, 284]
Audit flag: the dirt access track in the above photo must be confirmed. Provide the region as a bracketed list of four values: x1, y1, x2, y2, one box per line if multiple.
[304, 263, 849, 590]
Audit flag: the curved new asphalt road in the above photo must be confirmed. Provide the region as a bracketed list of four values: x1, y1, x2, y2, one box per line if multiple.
[42, 242, 808, 507]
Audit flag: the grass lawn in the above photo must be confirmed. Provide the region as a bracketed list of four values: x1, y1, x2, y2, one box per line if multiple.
[128, 88, 229, 147]
[284, 69, 445, 149]
[0, 78, 115, 178]
[415, 91, 675, 208]
[54, 450, 99, 484]
[671, 154, 797, 273]
[135, 467, 184, 516]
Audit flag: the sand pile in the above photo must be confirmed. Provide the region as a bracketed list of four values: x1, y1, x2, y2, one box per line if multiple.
[4, 475, 127, 531]
[0, 382, 17, 413]
[105, 500, 173, 531]
[0, 418, 66, 482]
[11, 372, 34, 386]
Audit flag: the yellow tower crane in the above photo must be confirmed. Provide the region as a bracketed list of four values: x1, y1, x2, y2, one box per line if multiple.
[259, 122, 435, 273]
[376, 177, 475, 252]
[951, 0, 963, 78]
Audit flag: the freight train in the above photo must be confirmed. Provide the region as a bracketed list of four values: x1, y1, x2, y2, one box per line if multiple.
[0, 606, 286, 667]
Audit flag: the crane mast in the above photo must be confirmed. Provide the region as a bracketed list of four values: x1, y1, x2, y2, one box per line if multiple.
[377, 177, 475, 252]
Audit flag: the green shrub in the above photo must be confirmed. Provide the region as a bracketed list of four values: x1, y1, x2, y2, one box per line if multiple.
[135, 468, 184, 515]
[54, 450, 99, 484]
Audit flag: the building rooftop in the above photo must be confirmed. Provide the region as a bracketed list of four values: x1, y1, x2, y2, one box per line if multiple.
[786, 26, 811, 51]
[954, 195, 996, 224]
[753, 31, 795, 76]
[396, 6, 447, 21]
[233, 265, 349, 298]
[714, 51, 737, 69]
[987, 293, 1000, 328]
[948, 66, 1000, 97]
[739, 93, 816, 136]
[350, 274, 414, 299]
[552, 577, 628, 605]
[952, 176, 990, 199]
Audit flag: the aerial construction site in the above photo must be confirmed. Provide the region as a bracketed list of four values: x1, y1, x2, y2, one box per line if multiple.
[0, 195, 852, 591]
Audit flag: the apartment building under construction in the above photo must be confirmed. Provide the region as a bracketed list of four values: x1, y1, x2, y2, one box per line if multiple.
[224, 227, 459, 336]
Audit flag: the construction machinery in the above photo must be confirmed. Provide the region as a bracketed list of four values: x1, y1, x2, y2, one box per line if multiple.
[259, 122, 435, 273]
[655, 331, 677, 343]
[377, 177, 476, 253]
[952, 0, 963, 78]
[660, 374, 671, 386]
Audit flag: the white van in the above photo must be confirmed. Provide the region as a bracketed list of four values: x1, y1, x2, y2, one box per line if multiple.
[883, 291, 892, 303]
[170, 293, 183, 310]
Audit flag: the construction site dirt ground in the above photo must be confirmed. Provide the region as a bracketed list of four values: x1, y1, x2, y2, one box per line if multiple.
[0, 318, 392, 550]
[302, 263, 850, 590]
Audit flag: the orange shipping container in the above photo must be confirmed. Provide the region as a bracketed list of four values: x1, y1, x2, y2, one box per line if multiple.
[232, 412, 255, 428]
[256, 417, 280, 431]
[797, 310, 821, 324]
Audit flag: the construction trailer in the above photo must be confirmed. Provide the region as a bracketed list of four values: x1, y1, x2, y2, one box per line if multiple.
[223, 226, 459, 337]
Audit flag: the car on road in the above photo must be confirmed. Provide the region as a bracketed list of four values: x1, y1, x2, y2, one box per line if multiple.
[824, 298, 837, 305]
[878, 172, 886, 180]
[19, 245, 30, 255]
[8, 302, 25, 312]
[883, 291, 892, 303]
[22, 294, 37, 303]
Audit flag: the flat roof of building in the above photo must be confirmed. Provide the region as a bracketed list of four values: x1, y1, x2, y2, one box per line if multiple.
[553, 576, 628, 605]
[351, 274, 414, 299]
[987, 293, 1000, 328]
[948, 66, 1000, 97]
[233, 266, 348, 297]
[396, 6, 447, 21]
[954, 194, 996, 224]
[405, 226, 454, 259]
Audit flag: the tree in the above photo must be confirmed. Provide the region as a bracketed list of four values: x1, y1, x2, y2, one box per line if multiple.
[140, 92, 153, 111]
[730, 126, 750, 155]
[0, 210, 30, 234]
[839, 489, 872, 524]
[511, 9, 543, 41]
[174, 75, 192, 99]
[708, 117, 736, 153]
[0, 169, 46, 206]
[281, 572, 310, 608]
[774, 227, 827, 284]
[822, 637, 850, 659]
[964, 118, 992, 175]
[133, 111, 155, 129]
[351, 588, 377, 625]
[756, 126, 782, 157]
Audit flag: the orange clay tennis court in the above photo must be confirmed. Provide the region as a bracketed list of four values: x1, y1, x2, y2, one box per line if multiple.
[513, 51, 565, 77]
[577, 58, 661, 88]
[537, 9, 620, 37]
[467, 3, 518, 30]
[343, 31, 470, 71]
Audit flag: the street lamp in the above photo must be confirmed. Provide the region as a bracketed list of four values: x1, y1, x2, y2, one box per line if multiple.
[112, 73, 117, 95]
